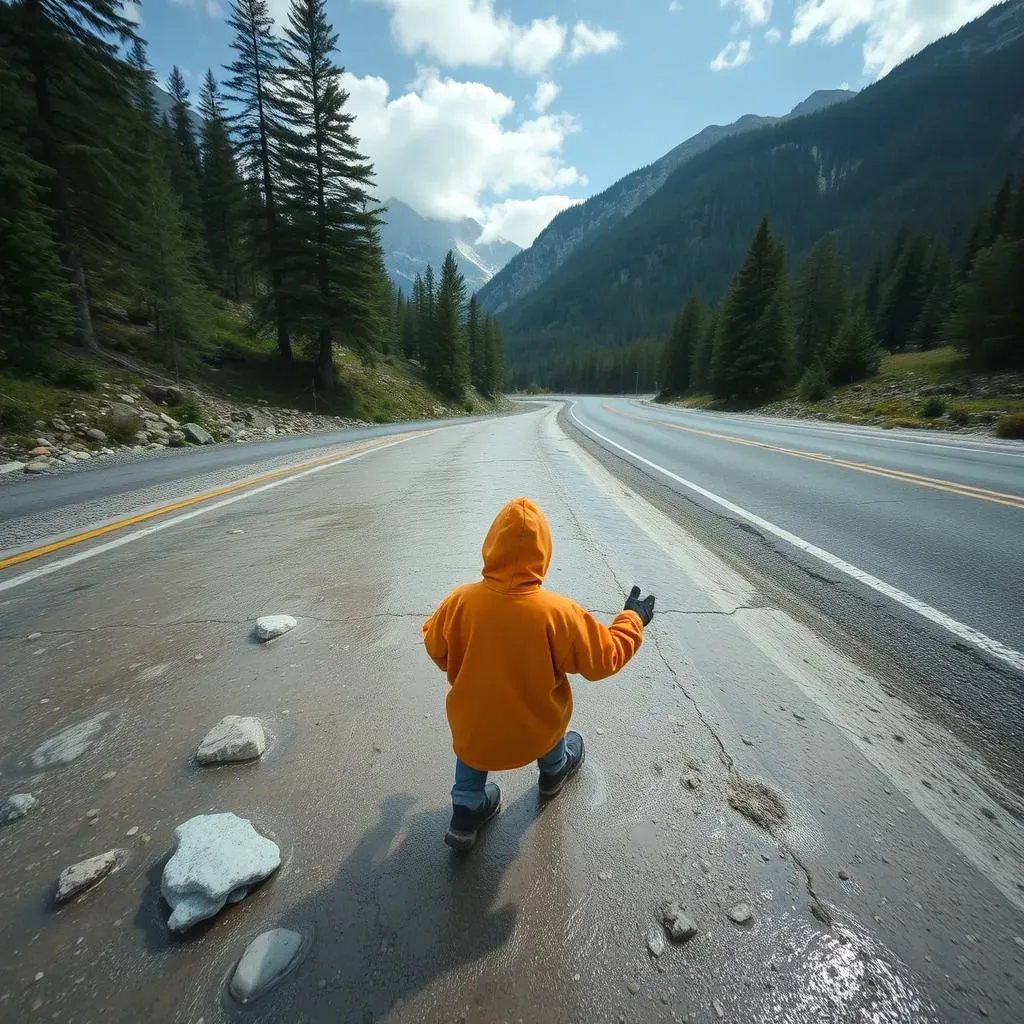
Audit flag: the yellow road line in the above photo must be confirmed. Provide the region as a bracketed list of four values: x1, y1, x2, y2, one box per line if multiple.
[597, 402, 1024, 511]
[0, 434, 422, 572]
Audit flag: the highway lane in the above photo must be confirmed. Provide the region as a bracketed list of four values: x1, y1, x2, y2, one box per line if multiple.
[568, 397, 1024, 660]
[1, 404, 1023, 1023]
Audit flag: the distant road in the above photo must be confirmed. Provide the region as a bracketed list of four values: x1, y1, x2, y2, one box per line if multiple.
[567, 397, 1024, 659]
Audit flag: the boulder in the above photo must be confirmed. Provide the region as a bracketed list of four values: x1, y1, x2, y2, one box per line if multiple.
[182, 422, 214, 445]
[144, 384, 185, 405]
[105, 402, 141, 429]
[2, 792, 38, 823]
[161, 813, 280, 932]
[1, 462, 25, 476]
[24, 461, 51, 474]
[30, 446, 52, 458]
[159, 412, 180, 428]
[85, 427, 107, 442]
[197, 716, 266, 764]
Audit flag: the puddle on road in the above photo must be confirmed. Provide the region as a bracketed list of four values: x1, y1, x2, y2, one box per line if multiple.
[743, 911, 941, 1023]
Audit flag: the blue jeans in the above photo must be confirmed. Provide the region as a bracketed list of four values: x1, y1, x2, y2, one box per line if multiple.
[453, 737, 567, 810]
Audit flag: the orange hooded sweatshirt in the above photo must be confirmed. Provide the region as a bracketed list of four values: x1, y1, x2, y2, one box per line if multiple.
[422, 498, 645, 771]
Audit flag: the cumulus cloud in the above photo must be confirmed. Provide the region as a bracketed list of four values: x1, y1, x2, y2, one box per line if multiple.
[721, 0, 773, 26]
[532, 80, 560, 113]
[367, 2, 622, 74]
[342, 69, 582, 240]
[765, 26, 782, 42]
[790, 0, 998, 77]
[477, 195, 582, 247]
[710, 39, 752, 70]
[569, 21, 622, 59]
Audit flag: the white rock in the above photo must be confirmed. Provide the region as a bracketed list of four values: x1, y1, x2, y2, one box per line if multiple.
[182, 422, 214, 445]
[2, 792, 38, 823]
[230, 929, 304, 1003]
[159, 412, 180, 428]
[60, 453, 78, 464]
[646, 926, 666, 957]
[31, 712, 111, 769]
[24, 461, 51, 474]
[726, 902, 753, 925]
[118, 393, 136, 404]
[73, 450, 91, 460]
[197, 716, 267, 764]
[56, 849, 124, 903]
[161, 813, 280, 932]
[255, 615, 297, 641]
[0, 461, 25, 475]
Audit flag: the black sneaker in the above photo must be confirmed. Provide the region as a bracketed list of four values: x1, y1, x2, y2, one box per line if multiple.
[445, 783, 502, 851]
[538, 731, 585, 798]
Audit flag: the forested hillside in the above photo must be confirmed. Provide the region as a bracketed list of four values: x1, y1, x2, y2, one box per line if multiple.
[501, 1, 1024, 390]
[0, 0, 498, 429]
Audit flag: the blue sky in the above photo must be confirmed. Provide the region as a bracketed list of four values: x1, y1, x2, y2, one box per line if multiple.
[141, 0, 1000, 246]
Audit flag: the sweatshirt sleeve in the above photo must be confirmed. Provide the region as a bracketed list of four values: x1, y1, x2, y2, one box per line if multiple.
[421, 598, 450, 673]
[560, 606, 644, 682]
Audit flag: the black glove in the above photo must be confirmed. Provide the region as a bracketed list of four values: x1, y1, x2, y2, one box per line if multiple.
[624, 585, 655, 627]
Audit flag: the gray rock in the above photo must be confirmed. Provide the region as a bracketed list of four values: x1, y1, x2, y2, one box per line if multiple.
[660, 901, 698, 943]
[118, 393, 137, 404]
[726, 902, 753, 925]
[182, 422, 214, 445]
[84, 427, 107, 441]
[646, 926, 666, 957]
[134, 431, 150, 445]
[838, 868, 851, 881]
[139, 410, 160, 422]
[56, 849, 125, 903]
[161, 812, 281, 932]
[2, 792, 38, 823]
[229, 929, 305, 1003]
[0, 461, 26, 475]
[60, 453, 78, 464]
[255, 615, 297, 641]
[51, 417, 70, 432]
[159, 412, 180, 428]
[73, 451, 90, 461]
[105, 402, 141, 428]
[197, 716, 267, 764]
[244, 407, 274, 429]
[24, 461, 51, 474]
[30, 712, 112, 769]
[144, 384, 184, 405]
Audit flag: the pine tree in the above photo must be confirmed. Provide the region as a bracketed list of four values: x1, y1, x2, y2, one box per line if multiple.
[481, 314, 504, 397]
[419, 264, 437, 370]
[792, 234, 848, 369]
[0, 63, 74, 359]
[662, 293, 705, 396]
[690, 308, 717, 394]
[876, 235, 929, 351]
[166, 67, 203, 232]
[466, 294, 485, 392]
[15, 0, 140, 349]
[199, 69, 245, 298]
[864, 257, 883, 324]
[712, 219, 790, 402]
[275, 0, 381, 388]
[432, 250, 468, 398]
[406, 274, 424, 361]
[911, 245, 952, 350]
[225, 0, 292, 359]
[828, 305, 882, 385]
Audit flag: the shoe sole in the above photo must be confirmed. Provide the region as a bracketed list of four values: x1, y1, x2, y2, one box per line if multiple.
[444, 800, 501, 851]
[538, 739, 586, 798]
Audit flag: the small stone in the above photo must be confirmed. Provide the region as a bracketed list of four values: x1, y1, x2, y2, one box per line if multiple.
[741, 735, 754, 747]
[893, 734, 904, 743]
[24, 461, 51, 474]
[228, 929, 303, 1002]
[255, 615, 297, 641]
[1013, 936, 1023, 950]
[682, 774, 699, 790]
[85, 427, 107, 442]
[660, 901, 698, 943]
[838, 868, 851, 881]
[56, 849, 124, 902]
[596, 728, 606, 736]
[35, 972, 44, 982]
[922, 779, 933, 789]
[726, 902, 752, 925]
[30, 446, 52, 457]
[760, 853, 771, 862]
[228, 529, 245, 535]
[980, 807, 995, 820]
[197, 716, 267, 764]
[27, 632, 42, 640]
[2, 793, 38, 823]
[598, 871, 612, 881]
[101, 771, 117, 782]
[792, 711, 805, 722]
[126, 826, 139, 837]
[85, 807, 100, 819]
[627, 980, 641, 995]
[647, 926, 666, 957]
[182, 422, 214, 445]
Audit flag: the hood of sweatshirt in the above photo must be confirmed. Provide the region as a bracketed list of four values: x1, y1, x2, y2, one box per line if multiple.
[481, 497, 552, 594]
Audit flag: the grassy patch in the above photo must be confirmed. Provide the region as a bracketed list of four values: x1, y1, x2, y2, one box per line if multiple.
[996, 412, 1024, 439]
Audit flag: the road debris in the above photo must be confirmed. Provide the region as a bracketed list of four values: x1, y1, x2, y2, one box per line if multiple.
[726, 902, 753, 925]
[838, 868, 851, 881]
[1, 792, 38, 823]
[56, 850, 125, 903]
[229, 929, 305, 1003]
[255, 615, 297, 641]
[196, 716, 267, 764]
[660, 901, 698, 943]
[161, 812, 280, 932]
[726, 776, 788, 834]
[647, 926, 667, 957]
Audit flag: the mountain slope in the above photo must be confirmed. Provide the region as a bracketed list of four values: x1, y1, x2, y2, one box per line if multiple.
[477, 90, 855, 315]
[378, 198, 520, 295]
[499, 0, 1024, 371]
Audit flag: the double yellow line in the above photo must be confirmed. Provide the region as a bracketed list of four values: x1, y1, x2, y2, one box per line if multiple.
[0, 434, 418, 573]
[600, 403, 1024, 511]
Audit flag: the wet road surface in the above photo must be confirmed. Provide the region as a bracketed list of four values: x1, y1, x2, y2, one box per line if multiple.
[1, 403, 1023, 1023]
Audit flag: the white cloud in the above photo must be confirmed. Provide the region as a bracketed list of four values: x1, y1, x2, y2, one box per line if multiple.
[367, 1, 570, 74]
[206, 0, 223, 14]
[532, 80, 560, 113]
[765, 26, 782, 42]
[123, 0, 141, 21]
[721, 0, 773, 27]
[669, 0, 683, 10]
[790, 0, 998, 78]
[343, 69, 582, 239]
[477, 195, 582, 247]
[569, 21, 622, 60]
[167, 0, 221, 16]
[710, 38, 752, 70]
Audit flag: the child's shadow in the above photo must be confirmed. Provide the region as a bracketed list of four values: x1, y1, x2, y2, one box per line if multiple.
[270, 787, 542, 1020]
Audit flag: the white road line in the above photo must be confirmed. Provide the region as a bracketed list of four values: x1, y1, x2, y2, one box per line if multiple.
[0, 437, 416, 594]
[569, 403, 1024, 675]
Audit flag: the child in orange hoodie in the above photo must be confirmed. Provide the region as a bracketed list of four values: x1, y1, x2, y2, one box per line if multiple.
[422, 497, 655, 850]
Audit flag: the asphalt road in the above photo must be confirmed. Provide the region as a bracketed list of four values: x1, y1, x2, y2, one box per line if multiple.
[1, 404, 1023, 1023]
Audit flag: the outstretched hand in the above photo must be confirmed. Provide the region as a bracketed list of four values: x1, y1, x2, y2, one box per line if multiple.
[624, 585, 656, 627]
